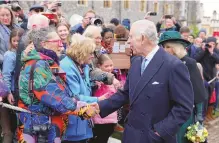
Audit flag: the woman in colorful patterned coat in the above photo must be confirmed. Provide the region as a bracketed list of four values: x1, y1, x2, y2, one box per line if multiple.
[18, 28, 83, 143]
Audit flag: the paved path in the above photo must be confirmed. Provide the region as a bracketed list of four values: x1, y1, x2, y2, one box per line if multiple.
[208, 124, 219, 143]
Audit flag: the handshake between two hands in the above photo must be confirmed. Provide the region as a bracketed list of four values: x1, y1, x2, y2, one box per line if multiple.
[76, 101, 100, 120]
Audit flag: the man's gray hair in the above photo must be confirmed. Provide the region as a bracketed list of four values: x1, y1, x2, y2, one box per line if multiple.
[132, 20, 158, 44]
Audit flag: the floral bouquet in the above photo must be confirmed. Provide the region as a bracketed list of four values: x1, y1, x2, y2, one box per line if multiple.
[185, 122, 208, 143]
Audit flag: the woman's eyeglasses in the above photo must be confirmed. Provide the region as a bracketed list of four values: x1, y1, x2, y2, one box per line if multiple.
[46, 40, 63, 47]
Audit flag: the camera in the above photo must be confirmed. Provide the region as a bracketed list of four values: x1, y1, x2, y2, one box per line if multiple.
[32, 124, 51, 143]
[205, 43, 211, 48]
[149, 12, 157, 16]
[90, 18, 103, 26]
[32, 124, 51, 133]
[57, 2, 62, 7]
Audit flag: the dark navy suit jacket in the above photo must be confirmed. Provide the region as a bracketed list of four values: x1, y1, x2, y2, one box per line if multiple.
[98, 47, 194, 143]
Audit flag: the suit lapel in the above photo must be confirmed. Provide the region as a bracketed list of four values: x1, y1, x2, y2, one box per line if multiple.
[131, 48, 165, 105]
[129, 56, 142, 98]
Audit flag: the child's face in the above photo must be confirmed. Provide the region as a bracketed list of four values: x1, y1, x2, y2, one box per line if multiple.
[57, 25, 69, 41]
[99, 59, 114, 73]
[11, 36, 20, 49]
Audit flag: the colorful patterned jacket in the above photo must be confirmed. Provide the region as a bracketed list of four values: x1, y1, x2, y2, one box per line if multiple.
[18, 49, 78, 142]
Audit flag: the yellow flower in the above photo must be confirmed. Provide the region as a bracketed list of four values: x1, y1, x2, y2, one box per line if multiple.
[191, 136, 196, 142]
[187, 126, 191, 130]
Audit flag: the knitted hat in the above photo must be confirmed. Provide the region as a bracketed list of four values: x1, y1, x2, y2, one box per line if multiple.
[199, 29, 206, 35]
[206, 37, 217, 44]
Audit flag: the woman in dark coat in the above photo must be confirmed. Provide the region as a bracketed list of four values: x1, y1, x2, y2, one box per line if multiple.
[159, 31, 208, 143]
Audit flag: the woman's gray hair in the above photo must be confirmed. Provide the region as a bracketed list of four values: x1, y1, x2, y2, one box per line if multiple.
[23, 27, 56, 50]
[132, 20, 158, 44]
[83, 25, 102, 38]
[164, 42, 187, 59]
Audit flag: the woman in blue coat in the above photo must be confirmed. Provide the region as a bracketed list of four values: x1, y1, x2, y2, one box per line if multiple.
[60, 34, 104, 143]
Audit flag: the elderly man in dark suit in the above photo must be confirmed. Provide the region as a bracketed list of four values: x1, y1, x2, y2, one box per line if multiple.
[85, 19, 194, 143]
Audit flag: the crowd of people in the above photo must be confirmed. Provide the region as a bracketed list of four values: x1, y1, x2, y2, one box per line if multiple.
[0, 1, 218, 143]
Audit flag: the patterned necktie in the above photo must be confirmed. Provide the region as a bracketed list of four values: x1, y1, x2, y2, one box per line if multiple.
[141, 58, 147, 75]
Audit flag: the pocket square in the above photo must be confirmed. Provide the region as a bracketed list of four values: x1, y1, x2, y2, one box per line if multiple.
[152, 81, 159, 85]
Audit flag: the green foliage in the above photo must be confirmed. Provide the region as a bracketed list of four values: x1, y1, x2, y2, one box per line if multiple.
[189, 25, 200, 38]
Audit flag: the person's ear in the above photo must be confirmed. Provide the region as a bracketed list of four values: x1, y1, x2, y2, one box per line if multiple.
[141, 34, 146, 45]
[41, 41, 46, 47]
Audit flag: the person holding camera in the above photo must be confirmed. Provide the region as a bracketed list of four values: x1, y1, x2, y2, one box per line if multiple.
[156, 15, 181, 35]
[194, 37, 219, 121]
[70, 10, 96, 35]
[194, 37, 219, 82]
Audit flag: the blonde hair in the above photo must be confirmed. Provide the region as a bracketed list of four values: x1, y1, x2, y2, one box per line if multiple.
[83, 10, 96, 17]
[56, 22, 71, 46]
[164, 42, 187, 59]
[0, 4, 15, 28]
[67, 34, 95, 64]
[83, 25, 102, 38]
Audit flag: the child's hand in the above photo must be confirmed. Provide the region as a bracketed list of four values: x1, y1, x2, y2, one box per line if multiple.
[98, 93, 108, 101]
[7, 93, 14, 105]
[95, 81, 103, 89]
[113, 78, 121, 89]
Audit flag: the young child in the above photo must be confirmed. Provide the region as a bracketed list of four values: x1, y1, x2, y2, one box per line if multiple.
[2, 28, 24, 143]
[90, 54, 118, 143]
[3, 28, 24, 98]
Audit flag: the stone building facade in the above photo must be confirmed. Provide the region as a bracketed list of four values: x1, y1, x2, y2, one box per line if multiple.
[19, 0, 201, 26]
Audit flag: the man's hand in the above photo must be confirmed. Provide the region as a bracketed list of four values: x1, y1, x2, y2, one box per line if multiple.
[7, 93, 14, 105]
[201, 43, 206, 51]
[208, 46, 214, 55]
[113, 78, 121, 89]
[171, 17, 177, 24]
[144, 11, 151, 20]
[155, 132, 160, 137]
[47, 2, 59, 11]
[159, 16, 165, 24]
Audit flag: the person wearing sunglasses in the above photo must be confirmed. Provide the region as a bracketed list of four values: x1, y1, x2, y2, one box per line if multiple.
[29, 4, 44, 15]
[19, 4, 44, 30]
